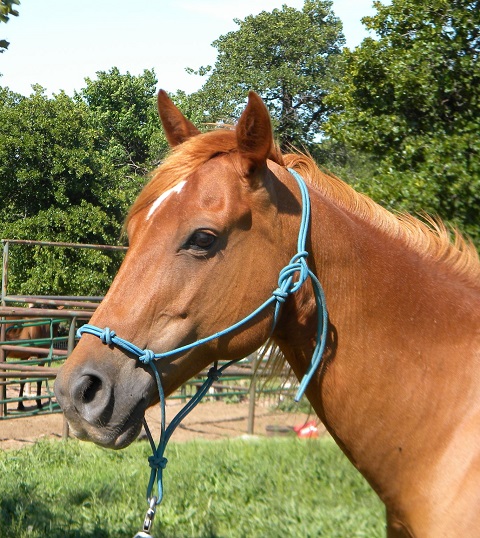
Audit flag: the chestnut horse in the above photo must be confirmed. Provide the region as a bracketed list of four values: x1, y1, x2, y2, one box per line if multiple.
[4, 316, 52, 410]
[55, 91, 480, 537]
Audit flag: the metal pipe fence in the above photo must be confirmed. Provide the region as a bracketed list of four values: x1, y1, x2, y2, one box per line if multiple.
[0, 314, 80, 418]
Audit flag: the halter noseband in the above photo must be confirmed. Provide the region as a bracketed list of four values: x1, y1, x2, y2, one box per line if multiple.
[76, 168, 328, 536]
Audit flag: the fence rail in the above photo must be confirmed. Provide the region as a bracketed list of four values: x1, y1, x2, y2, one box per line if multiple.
[0, 312, 79, 419]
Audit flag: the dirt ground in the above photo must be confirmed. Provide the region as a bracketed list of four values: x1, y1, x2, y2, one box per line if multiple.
[0, 398, 325, 450]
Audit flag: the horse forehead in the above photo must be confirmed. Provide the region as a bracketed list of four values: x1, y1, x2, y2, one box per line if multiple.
[146, 180, 187, 221]
[147, 157, 241, 219]
[194, 156, 247, 201]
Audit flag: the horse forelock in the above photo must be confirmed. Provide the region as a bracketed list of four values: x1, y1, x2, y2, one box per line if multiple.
[126, 129, 284, 228]
[284, 153, 480, 288]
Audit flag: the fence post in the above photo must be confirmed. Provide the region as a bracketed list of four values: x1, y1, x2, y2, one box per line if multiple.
[1, 241, 8, 306]
[0, 241, 9, 417]
[0, 324, 5, 418]
[62, 316, 77, 440]
[247, 353, 258, 435]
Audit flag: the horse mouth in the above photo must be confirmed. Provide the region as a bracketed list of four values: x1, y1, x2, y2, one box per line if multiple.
[62, 398, 147, 450]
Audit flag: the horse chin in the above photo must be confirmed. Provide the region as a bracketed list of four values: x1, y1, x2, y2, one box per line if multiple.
[68, 416, 144, 449]
[63, 401, 146, 450]
[113, 421, 144, 449]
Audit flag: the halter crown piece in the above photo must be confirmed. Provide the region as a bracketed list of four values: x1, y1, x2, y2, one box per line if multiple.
[77, 168, 328, 537]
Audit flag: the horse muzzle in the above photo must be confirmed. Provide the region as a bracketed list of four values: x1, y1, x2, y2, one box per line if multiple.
[54, 347, 155, 449]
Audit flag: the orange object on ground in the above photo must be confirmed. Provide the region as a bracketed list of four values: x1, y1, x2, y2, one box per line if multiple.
[293, 421, 319, 439]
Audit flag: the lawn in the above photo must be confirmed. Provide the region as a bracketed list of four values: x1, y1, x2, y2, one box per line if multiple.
[0, 437, 385, 537]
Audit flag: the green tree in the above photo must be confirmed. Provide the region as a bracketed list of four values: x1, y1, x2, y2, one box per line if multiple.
[0, 86, 127, 228]
[80, 67, 166, 175]
[0, 67, 173, 295]
[0, 86, 128, 295]
[188, 0, 345, 150]
[2, 206, 125, 296]
[325, 0, 480, 243]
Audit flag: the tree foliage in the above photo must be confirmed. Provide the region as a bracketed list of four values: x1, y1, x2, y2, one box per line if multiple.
[0, 87, 116, 224]
[0, 0, 19, 22]
[325, 0, 480, 242]
[0, 71, 166, 296]
[81, 68, 166, 175]
[188, 0, 345, 150]
[3, 206, 125, 296]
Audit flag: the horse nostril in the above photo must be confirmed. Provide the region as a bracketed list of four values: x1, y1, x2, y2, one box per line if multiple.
[82, 375, 102, 404]
[71, 371, 113, 425]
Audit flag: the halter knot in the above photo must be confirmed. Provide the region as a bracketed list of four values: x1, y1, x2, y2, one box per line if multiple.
[272, 288, 289, 303]
[100, 327, 116, 345]
[139, 349, 156, 364]
[207, 367, 221, 381]
[276, 251, 310, 299]
[148, 454, 168, 470]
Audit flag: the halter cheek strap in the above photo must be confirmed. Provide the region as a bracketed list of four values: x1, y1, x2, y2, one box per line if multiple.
[76, 168, 328, 534]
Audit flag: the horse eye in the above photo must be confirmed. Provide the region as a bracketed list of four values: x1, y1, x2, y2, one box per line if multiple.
[186, 231, 217, 251]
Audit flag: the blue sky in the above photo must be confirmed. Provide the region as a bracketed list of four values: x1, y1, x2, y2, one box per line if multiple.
[0, 0, 381, 96]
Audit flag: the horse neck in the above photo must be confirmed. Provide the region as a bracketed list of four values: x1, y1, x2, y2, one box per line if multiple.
[274, 183, 480, 499]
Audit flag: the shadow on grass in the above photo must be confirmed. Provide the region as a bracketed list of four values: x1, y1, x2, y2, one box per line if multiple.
[0, 492, 111, 538]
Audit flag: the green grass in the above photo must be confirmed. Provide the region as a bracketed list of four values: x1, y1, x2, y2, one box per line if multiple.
[0, 437, 385, 537]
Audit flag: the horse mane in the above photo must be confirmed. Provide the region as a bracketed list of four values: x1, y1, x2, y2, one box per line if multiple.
[285, 153, 480, 288]
[265, 152, 480, 393]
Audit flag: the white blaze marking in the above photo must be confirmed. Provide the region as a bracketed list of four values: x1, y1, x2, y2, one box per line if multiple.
[146, 180, 187, 221]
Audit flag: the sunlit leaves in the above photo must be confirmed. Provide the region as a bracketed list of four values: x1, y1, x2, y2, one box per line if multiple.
[326, 0, 480, 245]
[188, 0, 345, 150]
[0, 70, 164, 295]
[0, 0, 20, 52]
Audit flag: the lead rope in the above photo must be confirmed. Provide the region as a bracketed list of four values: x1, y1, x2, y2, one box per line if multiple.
[134, 357, 239, 537]
[76, 168, 328, 537]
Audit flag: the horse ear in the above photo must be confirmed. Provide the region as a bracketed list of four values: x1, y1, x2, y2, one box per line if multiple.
[236, 92, 273, 185]
[157, 89, 201, 147]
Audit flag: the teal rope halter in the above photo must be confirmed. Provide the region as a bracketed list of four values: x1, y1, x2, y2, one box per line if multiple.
[76, 168, 328, 535]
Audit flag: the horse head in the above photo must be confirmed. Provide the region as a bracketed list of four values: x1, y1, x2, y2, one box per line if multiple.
[55, 91, 307, 448]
